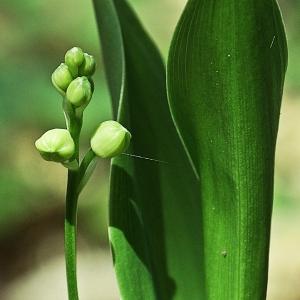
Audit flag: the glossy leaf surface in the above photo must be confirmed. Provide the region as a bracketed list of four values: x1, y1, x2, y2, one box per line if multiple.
[167, 0, 287, 299]
[93, 0, 204, 299]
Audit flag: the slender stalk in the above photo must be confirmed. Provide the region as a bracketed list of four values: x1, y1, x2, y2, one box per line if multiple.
[65, 170, 79, 300]
[64, 109, 82, 300]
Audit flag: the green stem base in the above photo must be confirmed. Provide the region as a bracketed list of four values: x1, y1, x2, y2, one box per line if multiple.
[65, 169, 79, 300]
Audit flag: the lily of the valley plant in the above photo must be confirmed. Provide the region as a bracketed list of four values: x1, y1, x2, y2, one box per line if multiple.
[35, 47, 131, 300]
[35, 0, 288, 299]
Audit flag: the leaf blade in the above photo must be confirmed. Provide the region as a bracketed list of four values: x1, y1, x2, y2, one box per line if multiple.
[167, 0, 287, 299]
[93, 0, 204, 299]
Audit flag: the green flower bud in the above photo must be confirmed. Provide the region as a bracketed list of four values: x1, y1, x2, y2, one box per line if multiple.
[35, 129, 75, 162]
[51, 63, 73, 92]
[65, 47, 84, 77]
[65, 47, 84, 68]
[78, 53, 96, 77]
[91, 121, 131, 158]
[66, 76, 92, 107]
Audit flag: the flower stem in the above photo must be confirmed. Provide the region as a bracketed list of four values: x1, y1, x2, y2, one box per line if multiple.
[64, 109, 82, 300]
[65, 170, 79, 300]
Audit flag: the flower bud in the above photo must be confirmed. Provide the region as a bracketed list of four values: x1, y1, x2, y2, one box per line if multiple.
[35, 129, 75, 162]
[66, 77, 92, 107]
[91, 121, 131, 158]
[52, 63, 73, 92]
[65, 47, 84, 77]
[65, 47, 84, 68]
[78, 53, 96, 77]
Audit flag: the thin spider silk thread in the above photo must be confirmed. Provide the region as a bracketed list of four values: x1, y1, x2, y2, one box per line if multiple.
[122, 153, 169, 164]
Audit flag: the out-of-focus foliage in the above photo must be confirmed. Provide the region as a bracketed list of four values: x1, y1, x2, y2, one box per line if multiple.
[279, 0, 300, 91]
[0, 0, 112, 243]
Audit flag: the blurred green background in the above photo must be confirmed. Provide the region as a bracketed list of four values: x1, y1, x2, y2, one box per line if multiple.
[0, 1, 299, 299]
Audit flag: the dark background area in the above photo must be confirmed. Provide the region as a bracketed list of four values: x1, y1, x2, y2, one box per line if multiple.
[0, 1, 299, 299]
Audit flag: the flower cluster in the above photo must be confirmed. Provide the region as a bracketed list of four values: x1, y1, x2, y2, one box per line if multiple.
[35, 47, 131, 165]
[52, 47, 95, 107]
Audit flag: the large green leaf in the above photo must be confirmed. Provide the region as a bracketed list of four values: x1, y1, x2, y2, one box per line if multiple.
[93, 0, 204, 299]
[167, 0, 287, 299]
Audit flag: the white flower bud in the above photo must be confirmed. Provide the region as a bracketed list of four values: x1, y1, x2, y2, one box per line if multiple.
[35, 129, 75, 162]
[90, 121, 131, 158]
